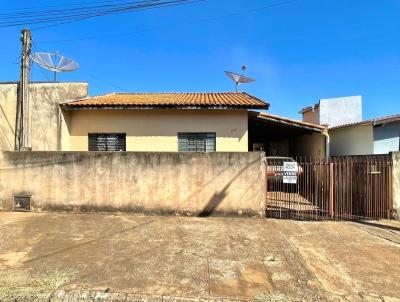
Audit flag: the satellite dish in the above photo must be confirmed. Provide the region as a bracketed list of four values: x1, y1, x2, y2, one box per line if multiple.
[224, 65, 255, 92]
[31, 52, 79, 82]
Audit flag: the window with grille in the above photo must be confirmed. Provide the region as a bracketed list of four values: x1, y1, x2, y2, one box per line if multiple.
[88, 133, 126, 151]
[178, 133, 216, 152]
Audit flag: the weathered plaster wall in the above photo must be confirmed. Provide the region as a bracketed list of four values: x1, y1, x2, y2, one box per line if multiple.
[67, 109, 249, 152]
[302, 108, 320, 125]
[392, 151, 400, 219]
[0, 151, 266, 216]
[330, 124, 374, 156]
[294, 132, 326, 158]
[0, 82, 88, 151]
[373, 122, 400, 154]
[0, 85, 17, 150]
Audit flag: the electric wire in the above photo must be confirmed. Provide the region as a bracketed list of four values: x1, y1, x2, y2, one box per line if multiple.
[0, 0, 198, 28]
[31, 0, 201, 31]
[0, 0, 193, 21]
[36, 0, 298, 43]
[0, 1, 186, 18]
[0, 0, 145, 12]
[0, 0, 200, 29]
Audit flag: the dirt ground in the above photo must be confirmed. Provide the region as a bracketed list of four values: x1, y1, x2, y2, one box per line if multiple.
[0, 212, 400, 301]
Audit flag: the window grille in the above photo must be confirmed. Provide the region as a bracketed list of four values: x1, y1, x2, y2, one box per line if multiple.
[178, 133, 216, 152]
[88, 133, 126, 151]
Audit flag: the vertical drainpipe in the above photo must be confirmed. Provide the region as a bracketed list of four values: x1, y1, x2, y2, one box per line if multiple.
[321, 126, 330, 160]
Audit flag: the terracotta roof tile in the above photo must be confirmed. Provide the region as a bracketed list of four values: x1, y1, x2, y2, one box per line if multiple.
[62, 92, 269, 109]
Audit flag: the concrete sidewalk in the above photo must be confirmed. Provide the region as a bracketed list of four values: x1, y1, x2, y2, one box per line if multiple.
[0, 212, 399, 301]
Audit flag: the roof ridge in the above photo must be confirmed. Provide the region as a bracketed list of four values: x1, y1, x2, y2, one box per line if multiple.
[111, 92, 247, 95]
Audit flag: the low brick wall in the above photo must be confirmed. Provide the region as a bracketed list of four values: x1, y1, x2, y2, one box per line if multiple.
[0, 151, 266, 216]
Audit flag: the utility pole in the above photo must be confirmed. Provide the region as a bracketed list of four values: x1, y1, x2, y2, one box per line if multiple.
[15, 28, 31, 151]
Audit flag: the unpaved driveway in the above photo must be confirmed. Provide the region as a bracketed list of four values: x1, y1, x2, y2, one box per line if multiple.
[0, 212, 399, 301]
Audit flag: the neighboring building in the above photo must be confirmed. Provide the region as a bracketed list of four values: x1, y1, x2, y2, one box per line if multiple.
[300, 95, 399, 155]
[0, 82, 88, 151]
[300, 96, 362, 127]
[329, 115, 400, 155]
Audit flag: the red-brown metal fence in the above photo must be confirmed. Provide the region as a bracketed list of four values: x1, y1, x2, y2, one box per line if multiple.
[266, 155, 393, 220]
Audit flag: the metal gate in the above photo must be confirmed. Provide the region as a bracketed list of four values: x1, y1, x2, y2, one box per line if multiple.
[266, 155, 394, 220]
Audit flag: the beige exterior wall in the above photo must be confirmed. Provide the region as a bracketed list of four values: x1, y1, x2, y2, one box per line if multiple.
[294, 132, 326, 158]
[0, 84, 17, 150]
[302, 108, 319, 125]
[0, 82, 88, 151]
[330, 124, 374, 156]
[67, 109, 249, 152]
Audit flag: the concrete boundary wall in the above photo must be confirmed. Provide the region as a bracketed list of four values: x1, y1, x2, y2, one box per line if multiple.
[0, 151, 266, 217]
[392, 151, 400, 219]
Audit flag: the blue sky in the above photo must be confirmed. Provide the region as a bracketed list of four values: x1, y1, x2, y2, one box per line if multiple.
[1, 0, 399, 119]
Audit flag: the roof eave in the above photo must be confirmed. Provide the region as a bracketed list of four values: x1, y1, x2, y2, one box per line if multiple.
[249, 111, 325, 132]
[299, 103, 320, 114]
[299, 107, 313, 114]
[329, 122, 369, 130]
[61, 104, 269, 110]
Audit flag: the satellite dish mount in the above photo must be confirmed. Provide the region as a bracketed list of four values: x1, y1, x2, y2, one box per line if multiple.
[31, 52, 79, 82]
[224, 65, 255, 92]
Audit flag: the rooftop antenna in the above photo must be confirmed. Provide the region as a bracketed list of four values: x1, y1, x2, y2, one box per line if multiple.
[224, 65, 255, 92]
[31, 52, 79, 82]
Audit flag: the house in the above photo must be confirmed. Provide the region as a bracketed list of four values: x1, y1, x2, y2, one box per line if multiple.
[61, 92, 268, 152]
[329, 115, 400, 155]
[1, 81, 327, 157]
[300, 95, 400, 155]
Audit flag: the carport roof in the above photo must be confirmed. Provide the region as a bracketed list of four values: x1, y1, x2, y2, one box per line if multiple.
[249, 111, 326, 132]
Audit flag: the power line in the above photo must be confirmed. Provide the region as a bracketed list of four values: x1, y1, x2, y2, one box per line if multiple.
[0, 0, 201, 29]
[36, 0, 299, 44]
[0, 0, 136, 12]
[0, 1, 199, 27]
[0, 1, 140, 17]
[0, 0, 186, 19]
[32, 0, 201, 31]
